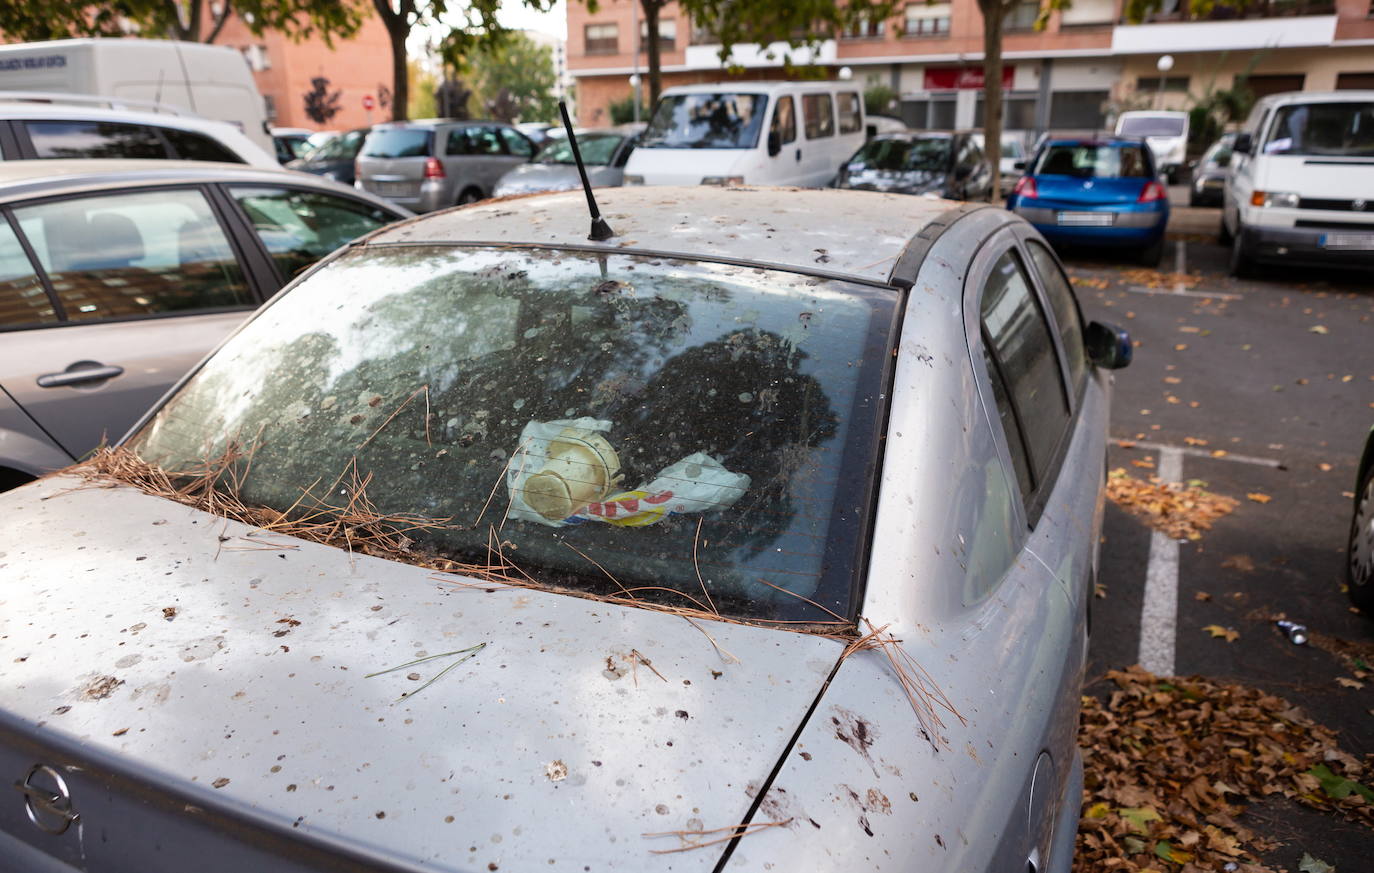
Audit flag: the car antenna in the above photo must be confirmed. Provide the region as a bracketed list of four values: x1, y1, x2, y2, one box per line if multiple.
[558, 99, 614, 242]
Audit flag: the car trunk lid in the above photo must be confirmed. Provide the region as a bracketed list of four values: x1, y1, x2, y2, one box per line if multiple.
[1031, 175, 1150, 205]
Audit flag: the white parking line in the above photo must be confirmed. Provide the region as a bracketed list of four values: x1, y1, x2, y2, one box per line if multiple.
[1124, 285, 1243, 301]
[1174, 239, 1186, 293]
[1138, 446, 1183, 676]
[1112, 438, 1281, 468]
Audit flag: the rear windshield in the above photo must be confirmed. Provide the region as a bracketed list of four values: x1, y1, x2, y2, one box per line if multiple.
[1034, 144, 1151, 178]
[361, 129, 433, 159]
[536, 133, 622, 165]
[132, 246, 896, 626]
[641, 93, 769, 150]
[1118, 116, 1186, 137]
[310, 130, 365, 161]
[1264, 102, 1374, 158]
[849, 137, 950, 172]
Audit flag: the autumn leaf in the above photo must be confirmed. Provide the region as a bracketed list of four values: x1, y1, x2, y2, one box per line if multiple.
[1336, 677, 1365, 690]
[1203, 625, 1240, 642]
[1221, 554, 1256, 572]
[1195, 591, 1212, 602]
[1298, 853, 1337, 873]
[1319, 462, 1333, 472]
[1120, 806, 1162, 834]
[1154, 839, 1193, 864]
[1247, 492, 1272, 504]
[1086, 801, 1111, 819]
[1307, 763, 1374, 802]
[1211, 449, 1229, 458]
[1184, 436, 1208, 446]
[1309, 324, 1329, 334]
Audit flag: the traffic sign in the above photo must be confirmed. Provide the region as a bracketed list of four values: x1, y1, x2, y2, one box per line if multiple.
[362, 94, 376, 111]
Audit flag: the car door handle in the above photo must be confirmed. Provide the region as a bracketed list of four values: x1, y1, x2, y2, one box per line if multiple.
[37, 364, 125, 388]
[795, 148, 801, 162]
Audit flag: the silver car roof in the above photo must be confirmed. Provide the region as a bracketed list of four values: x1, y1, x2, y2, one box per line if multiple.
[0, 159, 405, 211]
[367, 186, 953, 285]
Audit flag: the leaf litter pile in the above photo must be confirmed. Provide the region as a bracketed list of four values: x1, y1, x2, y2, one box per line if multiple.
[1106, 467, 1239, 541]
[1077, 666, 1373, 872]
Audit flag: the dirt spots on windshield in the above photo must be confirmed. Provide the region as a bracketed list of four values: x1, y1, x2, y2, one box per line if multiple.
[81, 675, 124, 700]
[839, 784, 892, 837]
[831, 706, 879, 774]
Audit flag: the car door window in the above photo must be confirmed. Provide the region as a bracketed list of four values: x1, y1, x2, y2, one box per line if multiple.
[499, 128, 534, 158]
[0, 219, 55, 326]
[771, 95, 797, 146]
[14, 189, 252, 322]
[1025, 239, 1086, 394]
[836, 92, 862, 134]
[164, 128, 244, 163]
[230, 187, 398, 281]
[980, 248, 1069, 492]
[467, 126, 505, 156]
[802, 94, 834, 139]
[25, 120, 168, 159]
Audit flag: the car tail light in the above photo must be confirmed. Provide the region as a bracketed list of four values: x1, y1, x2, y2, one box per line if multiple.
[1013, 176, 1037, 199]
[1138, 180, 1167, 202]
[424, 157, 446, 179]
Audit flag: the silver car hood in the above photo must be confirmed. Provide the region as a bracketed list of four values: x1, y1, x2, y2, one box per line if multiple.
[0, 478, 845, 871]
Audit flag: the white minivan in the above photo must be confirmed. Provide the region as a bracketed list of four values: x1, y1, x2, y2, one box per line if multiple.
[1115, 110, 1190, 183]
[623, 81, 866, 187]
[1222, 90, 1374, 276]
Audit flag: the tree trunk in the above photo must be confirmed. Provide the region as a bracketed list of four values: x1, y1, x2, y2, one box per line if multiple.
[643, 0, 663, 108]
[373, 0, 411, 121]
[979, 0, 1004, 202]
[203, 0, 233, 43]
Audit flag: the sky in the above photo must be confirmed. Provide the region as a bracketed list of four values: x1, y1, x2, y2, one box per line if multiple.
[499, 0, 567, 40]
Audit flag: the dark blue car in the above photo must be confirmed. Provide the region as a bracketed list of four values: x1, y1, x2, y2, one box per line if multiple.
[1007, 137, 1170, 266]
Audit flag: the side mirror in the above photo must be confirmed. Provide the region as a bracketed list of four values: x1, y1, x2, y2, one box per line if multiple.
[1085, 321, 1132, 370]
[1013, 160, 1026, 170]
[1232, 133, 1253, 155]
[767, 131, 782, 157]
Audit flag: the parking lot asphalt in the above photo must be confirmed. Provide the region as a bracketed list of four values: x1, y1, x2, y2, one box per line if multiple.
[1062, 220, 1373, 871]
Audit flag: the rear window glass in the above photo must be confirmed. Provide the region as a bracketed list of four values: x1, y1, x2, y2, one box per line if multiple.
[164, 128, 244, 163]
[133, 247, 896, 626]
[362, 129, 433, 159]
[1033, 144, 1150, 178]
[25, 120, 167, 160]
[850, 137, 950, 171]
[1118, 116, 1186, 137]
[536, 134, 622, 165]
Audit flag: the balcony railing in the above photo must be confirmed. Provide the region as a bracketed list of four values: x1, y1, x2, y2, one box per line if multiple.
[1125, 0, 1335, 24]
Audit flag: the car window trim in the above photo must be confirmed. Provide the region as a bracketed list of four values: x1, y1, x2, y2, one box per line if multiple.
[202, 183, 285, 301]
[215, 183, 407, 289]
[0, 120, 23, 160]
[0, 206, 67, 324]
[1010, 225, 1085, 413]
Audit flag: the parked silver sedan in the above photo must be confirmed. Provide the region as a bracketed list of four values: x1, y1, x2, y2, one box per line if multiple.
[493, 124, 644, 197]
[0, 186, 1129, 872]
[0, 160, 408, 489]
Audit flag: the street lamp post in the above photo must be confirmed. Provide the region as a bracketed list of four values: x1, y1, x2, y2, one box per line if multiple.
[631, 0, 641, 123]
[1156, 55, 1175, 110]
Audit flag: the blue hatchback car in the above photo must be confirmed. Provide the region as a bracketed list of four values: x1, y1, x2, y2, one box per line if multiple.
[1007, 137, 1170, 266]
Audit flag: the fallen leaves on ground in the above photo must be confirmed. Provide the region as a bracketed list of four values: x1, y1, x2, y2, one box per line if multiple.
[1202, 625, 1241, 642]
[1299, 853, 1337, 873]
[1106, 468, 1239, 541]
[1247, 493, 1273, 504]
[1120, 268, 1203, 290]
[1075, 667, 1374, 873]
[1221, 554, 1256, 573]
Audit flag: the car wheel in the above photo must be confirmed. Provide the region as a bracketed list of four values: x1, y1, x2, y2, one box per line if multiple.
[1139, 237, 1164, 267]
[1218, 212, 1233, 247]
[1348, 463, 1374, 615]
[457, 187, 482, 206]
[1228, 228, 1256, 279]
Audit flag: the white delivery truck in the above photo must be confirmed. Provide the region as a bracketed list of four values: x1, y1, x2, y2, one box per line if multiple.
[0, 38, 271, 153]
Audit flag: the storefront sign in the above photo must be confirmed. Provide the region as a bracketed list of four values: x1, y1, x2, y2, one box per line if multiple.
[923, 66, 1015, 90]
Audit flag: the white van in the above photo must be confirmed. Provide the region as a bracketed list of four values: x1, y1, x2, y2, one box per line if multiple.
[1115, 110, 1190, 183]
[1222, 90, 1374, 276]
[0, 38, 271, 153]
[623, 81, 866, 187]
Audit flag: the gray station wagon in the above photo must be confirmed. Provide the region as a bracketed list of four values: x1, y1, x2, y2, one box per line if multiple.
[0, 186, 1130, 872]
[0, 159, 408, 489]
[355, 120, 536, 212]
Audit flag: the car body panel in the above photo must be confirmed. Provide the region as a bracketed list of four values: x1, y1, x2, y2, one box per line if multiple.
[0, 385, 73, 476]
[0, 478, 844, 873]
[356, 123, 533, 211]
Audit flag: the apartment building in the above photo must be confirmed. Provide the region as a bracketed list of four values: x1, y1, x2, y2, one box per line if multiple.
[568, 0, 1374, 134]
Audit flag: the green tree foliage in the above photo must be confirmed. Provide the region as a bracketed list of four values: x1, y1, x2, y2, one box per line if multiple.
[0, 0, 364, 46]
[863, 80, 898, 118]
[465, 31, 559, 123]
[407, 58, 440, 119]
[608, 93, 649, 125]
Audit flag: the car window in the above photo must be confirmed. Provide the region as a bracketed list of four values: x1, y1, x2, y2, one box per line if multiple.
[802, 93, 835, 139]
[836, 92, 862, 134]
[362, 129, 433, 158]
[980, 248, 1069, 489]
[771, 95, 797, 146]
[0, 220, 55, 327]
[311, 129, 365, 161]
[1034, 144, 1150, 178]
[133, 246, 898, 626]
[981, 346, 1032, 497]
[164, 128, 244, 163]
[613, 136, 637, 167]
[230, 187, 398, 281]
[14, 189, 252, 322]
[1025, 239, 1086, 394]
[535, 134, 621, 166]
[850, 137, 950, 171]
[458, 126, 504, 156]
[640, 93, 769, 150]
[499, 128, 534, 158]
[25, 120, 168, 160]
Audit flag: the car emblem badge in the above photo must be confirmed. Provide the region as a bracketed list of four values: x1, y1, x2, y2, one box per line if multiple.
[1354, 199, 1368, 211]
[14, 764, 79, 835]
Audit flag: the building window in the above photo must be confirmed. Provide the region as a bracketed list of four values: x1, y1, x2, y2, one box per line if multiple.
[1336, 72, 1374, 90]
[1060, 0, 1115, 25]
[975, 93, 1038, 129]
[841, 17, 887, 38]
[1246, 73, 1305, 98]
[690, 18, 717, 45]
[1048, 90, 1108, 129]
[1005, 0, 1041, 32]
[584, 23, 619, 55]
[1153, 76, 1190, 93]
[640, 18, 676, 51]
[903, 3, 952, 36]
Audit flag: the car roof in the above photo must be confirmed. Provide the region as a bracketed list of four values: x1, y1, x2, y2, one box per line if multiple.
[1252, 89, 1374, 108]
[367, 186, 954, 285]
[0, 100, 245, 135]
[373, 118, 513, 130]
[1042, 136, 1144, 147]
[1117, 110, 1188, 118]
[0, 159, 399, 206]
[661, 81, 856, 96]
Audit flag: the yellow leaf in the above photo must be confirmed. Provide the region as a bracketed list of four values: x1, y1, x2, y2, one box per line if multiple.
[1336, 677, 1365, 690]
[1309, 325, 1329, 334]
[1086, 801, 1111, 819]
[1119, 806, 1161, 834]
[1203, 625, 1240, 642]
[1211, 449, 1228, 458]
[1175, 343, 1189, 351]
[1247, 492, 1272, 504]
[1184, 436, 1208, 446]
[1318, 463, 1333, 472]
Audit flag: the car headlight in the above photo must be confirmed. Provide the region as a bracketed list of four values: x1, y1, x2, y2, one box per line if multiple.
[623, 174, 645, 185]
[701, 176, 744, 186]
[1251, 190, 1300, 208]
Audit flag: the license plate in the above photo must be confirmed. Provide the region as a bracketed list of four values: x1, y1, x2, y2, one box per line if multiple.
[1057, 211, 1114, 227]
[375, 181, 415, 197]
[1321, 232, 1374, 250]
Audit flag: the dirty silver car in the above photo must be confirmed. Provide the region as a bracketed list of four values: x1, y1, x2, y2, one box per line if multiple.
[0, 186, 1129, 872]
